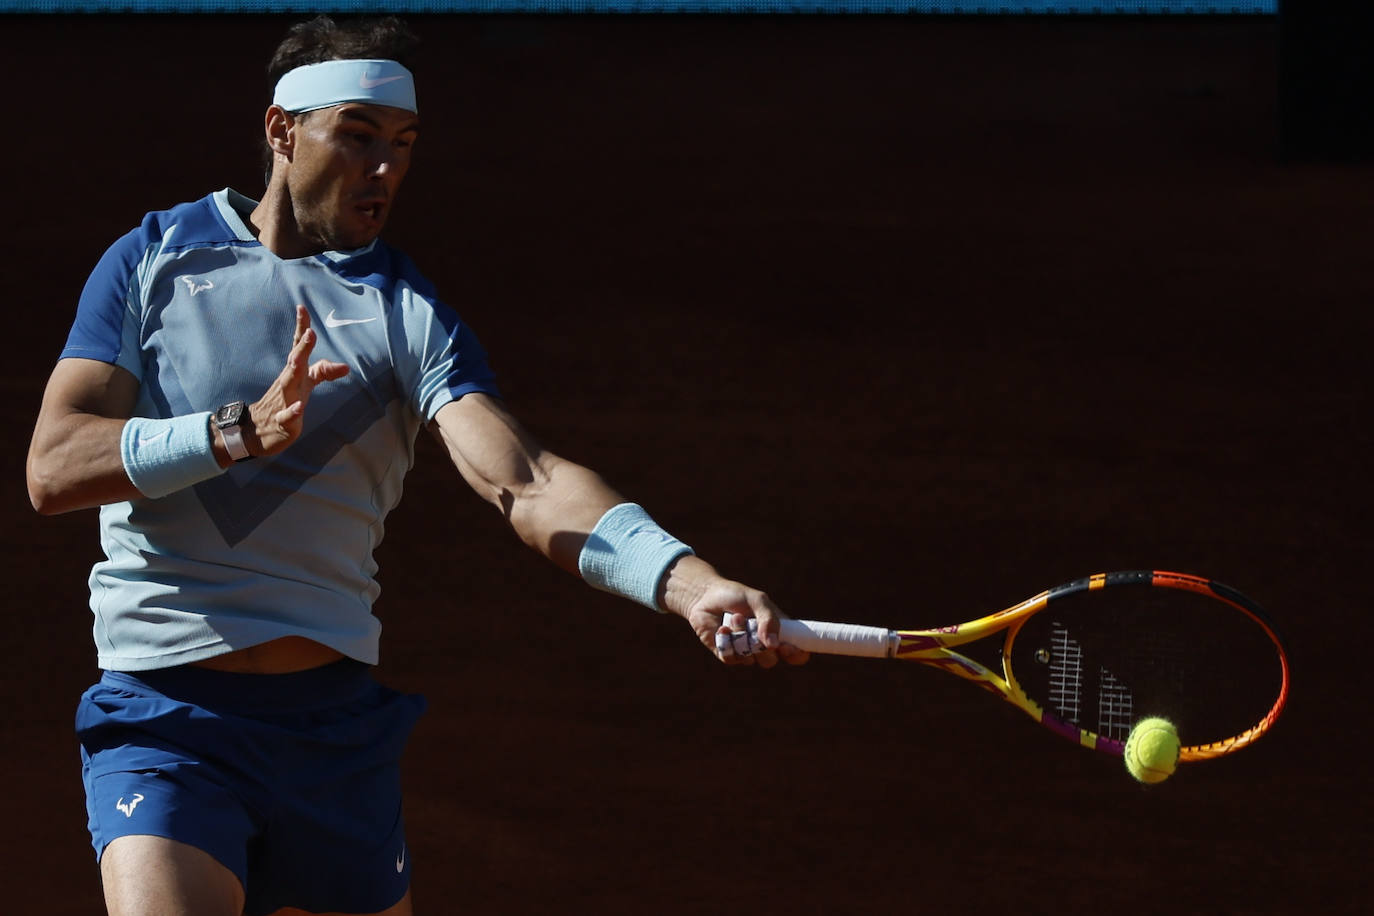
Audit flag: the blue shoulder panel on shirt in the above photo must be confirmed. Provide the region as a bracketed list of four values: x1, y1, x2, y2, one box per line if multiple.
[63, 227, 149, 365]
[62, 195, 248, 367]
[333, 244, 465, 339]
[157, 195, 244, 253]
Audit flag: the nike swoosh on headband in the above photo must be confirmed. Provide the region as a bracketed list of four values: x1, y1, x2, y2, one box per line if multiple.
[274, 59, 417, 114]
[359, 74, 406, 89]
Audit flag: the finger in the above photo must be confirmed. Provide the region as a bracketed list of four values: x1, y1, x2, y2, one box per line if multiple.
[778, 643, 810, 666]
[711, 624, 782, 668]
[713, 625, 755, 666]
[713, 625, 739, 658]
[746, 592, 783, 650]
[292, 304, 309, 346]
[726, 617, 778, 668]
[273, 401, 304, 427]
[282, 328, 316, 385]
[307, 359, 351, 384]
[295, 326, 317, 357]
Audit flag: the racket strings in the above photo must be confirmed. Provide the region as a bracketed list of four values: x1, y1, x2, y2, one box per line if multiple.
[1045, 624, 1084, 728]
[1044, 623, 1138, 741]
[1011, 585, 1279, 750]
[1095, 666, 1134, 741]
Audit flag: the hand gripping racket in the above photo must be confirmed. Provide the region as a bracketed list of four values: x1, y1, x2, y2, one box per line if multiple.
[718, 570, 1290, 762]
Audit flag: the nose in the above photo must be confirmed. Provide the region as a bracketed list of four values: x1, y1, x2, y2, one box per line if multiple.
[367, 144, 403, 180]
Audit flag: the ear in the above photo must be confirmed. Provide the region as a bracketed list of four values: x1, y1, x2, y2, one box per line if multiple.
[265, 105, 296, 159]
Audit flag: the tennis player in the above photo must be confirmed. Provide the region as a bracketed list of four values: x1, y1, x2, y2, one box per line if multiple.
[26, 16, 805, 916]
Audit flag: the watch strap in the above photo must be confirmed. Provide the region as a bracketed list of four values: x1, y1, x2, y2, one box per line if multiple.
[221, 423, 251, 462]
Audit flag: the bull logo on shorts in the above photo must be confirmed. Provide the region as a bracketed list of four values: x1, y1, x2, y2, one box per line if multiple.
[115, 794, 145, 817]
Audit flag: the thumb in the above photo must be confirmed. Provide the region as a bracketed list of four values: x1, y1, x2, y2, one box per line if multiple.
[746, 594, 782, 649]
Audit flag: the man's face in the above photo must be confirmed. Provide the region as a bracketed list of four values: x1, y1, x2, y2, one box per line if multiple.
[283, 103, 420, 252]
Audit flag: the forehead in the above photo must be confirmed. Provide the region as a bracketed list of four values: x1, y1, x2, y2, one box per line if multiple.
[323, 103, 420, 134]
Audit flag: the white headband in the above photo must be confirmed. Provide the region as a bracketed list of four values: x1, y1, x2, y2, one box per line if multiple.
[273, 59, 417, 114]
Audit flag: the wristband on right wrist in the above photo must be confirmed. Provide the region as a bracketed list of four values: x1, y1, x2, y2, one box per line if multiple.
[577, 503, 694, 613]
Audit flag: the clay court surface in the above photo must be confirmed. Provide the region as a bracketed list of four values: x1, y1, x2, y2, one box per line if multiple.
[6, 13, 1366, 913]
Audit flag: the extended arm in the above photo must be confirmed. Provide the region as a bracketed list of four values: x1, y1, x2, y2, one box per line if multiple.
[430, 394, 807, 667]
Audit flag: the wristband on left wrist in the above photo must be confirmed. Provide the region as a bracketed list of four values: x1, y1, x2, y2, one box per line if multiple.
[120, 412, 225, 498]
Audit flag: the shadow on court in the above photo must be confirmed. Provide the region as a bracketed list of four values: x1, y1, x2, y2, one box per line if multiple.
[5, 13, 1365, 914]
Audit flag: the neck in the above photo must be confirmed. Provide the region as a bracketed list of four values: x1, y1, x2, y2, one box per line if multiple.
[249, 179, 320, 259]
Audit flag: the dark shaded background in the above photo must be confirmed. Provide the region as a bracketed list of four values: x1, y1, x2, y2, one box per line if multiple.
[7, 13, 1367, 914]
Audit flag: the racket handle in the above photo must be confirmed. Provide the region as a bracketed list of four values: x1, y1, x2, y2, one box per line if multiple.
[780, 619, 897, 657]
[715, 618, 897, 658]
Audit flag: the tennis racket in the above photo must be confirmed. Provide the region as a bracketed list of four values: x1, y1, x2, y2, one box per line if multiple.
[718, 570, 1289, 762]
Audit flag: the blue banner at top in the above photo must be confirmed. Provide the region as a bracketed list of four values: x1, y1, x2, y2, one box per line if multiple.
[0, 1, 1278, 13]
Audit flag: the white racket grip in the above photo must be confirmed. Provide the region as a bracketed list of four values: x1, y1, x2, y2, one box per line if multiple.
[776, 619, 898, 658]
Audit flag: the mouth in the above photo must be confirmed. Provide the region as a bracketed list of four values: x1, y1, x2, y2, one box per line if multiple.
[355, 198, 388, 226]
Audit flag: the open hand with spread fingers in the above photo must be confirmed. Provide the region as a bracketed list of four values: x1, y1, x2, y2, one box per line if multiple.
[247, 305, 351, 457]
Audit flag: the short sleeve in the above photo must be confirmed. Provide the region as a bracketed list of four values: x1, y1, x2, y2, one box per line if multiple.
[395, 282, 500, 421]
[61, 227, 148, 380]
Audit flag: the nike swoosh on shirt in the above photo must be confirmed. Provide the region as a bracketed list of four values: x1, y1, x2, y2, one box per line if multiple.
[359, 74, 406, 90]
[324, 309, 378, 328]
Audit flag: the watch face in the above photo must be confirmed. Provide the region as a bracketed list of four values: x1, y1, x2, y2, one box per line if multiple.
[215, 400, 245, 427]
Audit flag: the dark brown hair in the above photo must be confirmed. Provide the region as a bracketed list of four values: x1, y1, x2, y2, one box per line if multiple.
[267, 15, 420, 91]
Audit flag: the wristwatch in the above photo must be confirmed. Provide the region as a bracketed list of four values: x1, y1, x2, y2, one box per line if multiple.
[213, 400, 252, 462]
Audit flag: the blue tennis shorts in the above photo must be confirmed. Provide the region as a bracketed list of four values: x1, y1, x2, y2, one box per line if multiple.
[77, 659, 427, 916]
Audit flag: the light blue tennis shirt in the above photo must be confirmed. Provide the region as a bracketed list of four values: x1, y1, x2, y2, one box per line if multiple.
[62, 189, 500, 671]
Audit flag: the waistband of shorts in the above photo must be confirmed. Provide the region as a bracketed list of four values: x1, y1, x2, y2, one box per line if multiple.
[98, 658, 375, 716]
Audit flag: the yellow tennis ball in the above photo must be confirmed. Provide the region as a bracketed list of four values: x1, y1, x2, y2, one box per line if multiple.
[1124, 717, 1180, 784]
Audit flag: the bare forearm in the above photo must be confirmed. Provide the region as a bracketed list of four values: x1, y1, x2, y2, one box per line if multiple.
[430, 395, 627, 571]
[27, 412, 140, 514]
[429, 397, 805, 666]
[504, 456, 627, 573]
[28, 358, 142, 514]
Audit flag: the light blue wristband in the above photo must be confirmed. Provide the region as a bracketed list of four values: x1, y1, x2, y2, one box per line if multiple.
[578, 503, 694, 612]
[120, 413, 225, 499]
